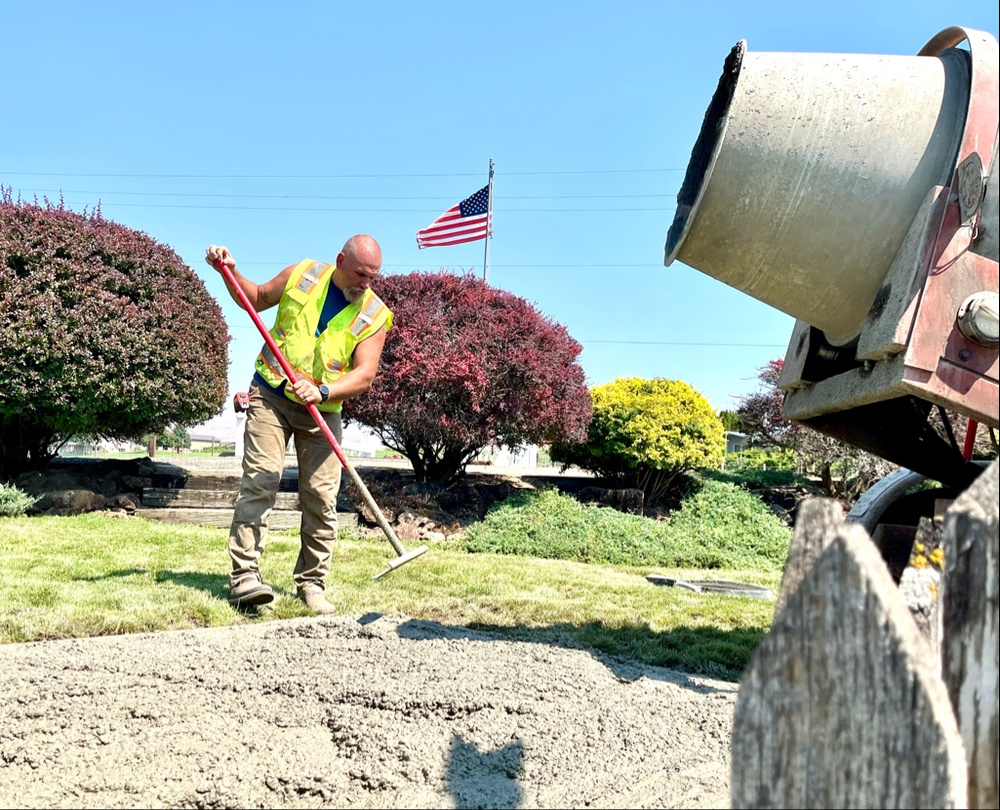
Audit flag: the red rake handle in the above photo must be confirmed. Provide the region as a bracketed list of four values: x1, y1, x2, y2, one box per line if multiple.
[213, 260, 350, 469]
[213, 260, 408, 558]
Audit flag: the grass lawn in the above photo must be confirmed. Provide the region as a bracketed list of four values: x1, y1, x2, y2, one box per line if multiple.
[0, 513, 780, 681]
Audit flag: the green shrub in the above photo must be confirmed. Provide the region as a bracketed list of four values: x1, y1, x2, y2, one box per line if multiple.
[550, 377, 725, 505]
[464, 488, 666, 566]
[706, 467, 810, 490]
[663, 479, 792, 569]
[727, 447, 797, 472]
[0, 483, 39, 517]
[464, 481, 790, 571]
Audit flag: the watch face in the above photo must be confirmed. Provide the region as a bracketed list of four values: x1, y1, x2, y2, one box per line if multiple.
[319, 385, 330, 401]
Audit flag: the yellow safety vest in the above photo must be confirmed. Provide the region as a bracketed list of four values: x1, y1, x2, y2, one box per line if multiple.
[254, 259, 393, 413]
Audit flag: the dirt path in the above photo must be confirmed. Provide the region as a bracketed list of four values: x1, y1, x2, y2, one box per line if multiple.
[0, 614, 736, 809]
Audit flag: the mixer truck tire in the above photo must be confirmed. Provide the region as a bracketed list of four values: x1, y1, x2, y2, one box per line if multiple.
[846, 461, 990, 582]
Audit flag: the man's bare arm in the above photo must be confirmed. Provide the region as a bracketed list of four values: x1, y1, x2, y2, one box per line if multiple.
[205, 245, 294, 312]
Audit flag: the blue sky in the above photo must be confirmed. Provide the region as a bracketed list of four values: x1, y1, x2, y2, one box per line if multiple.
[3, 1, 998, 440]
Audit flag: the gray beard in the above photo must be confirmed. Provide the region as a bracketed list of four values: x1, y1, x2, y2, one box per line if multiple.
[344, 288, 364, 303]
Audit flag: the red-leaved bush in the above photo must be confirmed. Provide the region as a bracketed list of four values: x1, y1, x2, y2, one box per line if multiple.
[0, 190, 229, 479]
[343, 271, 591, 485]
[737, 358, 897, 498]
[734, 359, 801, 447]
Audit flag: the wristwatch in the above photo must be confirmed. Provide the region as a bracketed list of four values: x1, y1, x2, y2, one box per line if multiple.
[318, 384, 330, 403]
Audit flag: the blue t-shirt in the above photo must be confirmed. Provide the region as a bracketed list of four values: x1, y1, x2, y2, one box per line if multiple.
[253, 278, 349, 394]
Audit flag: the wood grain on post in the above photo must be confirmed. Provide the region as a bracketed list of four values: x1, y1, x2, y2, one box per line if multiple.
[732, 518, 967, 809]
[774, 498, 845, 616]
[942, 459, 999, 810]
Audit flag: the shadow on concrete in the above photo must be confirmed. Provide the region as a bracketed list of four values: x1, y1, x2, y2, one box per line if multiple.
[446, 733, 524, 810]
[392, 616, 753, 689]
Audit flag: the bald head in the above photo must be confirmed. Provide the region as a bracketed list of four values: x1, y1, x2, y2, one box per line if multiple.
[342, 234, 382, 266]
[336, 234, 383, 302]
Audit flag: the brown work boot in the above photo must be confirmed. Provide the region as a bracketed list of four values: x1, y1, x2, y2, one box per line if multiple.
[229, 575, 274, 608]
[297, 583, 336, 615]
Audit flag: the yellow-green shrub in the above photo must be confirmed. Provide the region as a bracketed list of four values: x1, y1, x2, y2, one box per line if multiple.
[551, 377, 725, 505]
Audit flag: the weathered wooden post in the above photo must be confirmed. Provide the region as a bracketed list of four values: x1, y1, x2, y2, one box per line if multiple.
[942, 463, 1000, 809]
[731, 460, 999, 809]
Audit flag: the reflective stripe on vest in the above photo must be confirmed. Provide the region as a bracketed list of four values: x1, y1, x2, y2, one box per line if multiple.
[294, 261, 329, 295]
[348, 296, 387, 337]
[259, 343, 283, 377]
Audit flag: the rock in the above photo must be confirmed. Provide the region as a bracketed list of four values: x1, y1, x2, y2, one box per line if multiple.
[32, 472, 82, 492]
[13, 458, 170, 517]
[46, 489, 108, 515]
[99, 509, 134, 520]
[436, 483, 477, 511]
[111, 494, 139, 513]
[132, 458, 158, 476]
[345, 469, 520, 533]
[120, 475, 151, 492]
[392, 521, 425, 542]
[397, 510, 421, 526]
[14, 471, 47, 491]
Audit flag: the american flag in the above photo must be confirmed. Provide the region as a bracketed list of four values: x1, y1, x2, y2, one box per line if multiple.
[416, 185, 491, 248]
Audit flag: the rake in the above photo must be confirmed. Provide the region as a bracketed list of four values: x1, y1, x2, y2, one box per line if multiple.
[214, 259, 429, 579]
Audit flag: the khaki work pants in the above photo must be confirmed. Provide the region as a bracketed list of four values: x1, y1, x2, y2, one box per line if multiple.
[229, 382, 343, 591]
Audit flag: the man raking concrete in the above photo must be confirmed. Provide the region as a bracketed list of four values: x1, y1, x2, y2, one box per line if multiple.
[206, 236, 427, 613]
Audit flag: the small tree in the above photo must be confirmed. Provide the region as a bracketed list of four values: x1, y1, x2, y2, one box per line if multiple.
[718, 409, 744, 433]
[736, 358, 896, 499]
[343, 271, 591, 486]
[167, 425, 191, 452]
[551, 377, 726, 505]
[0, 191, 229, 479]
[734, 359, 797, 448]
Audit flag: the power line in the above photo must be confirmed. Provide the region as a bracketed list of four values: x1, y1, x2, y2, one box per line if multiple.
[225, 322, 782, 349]
[2, 167, 686, 179]
[60, 201, 677, 213]
[583, 341, 785, 347]
[13, 187, 677, 201]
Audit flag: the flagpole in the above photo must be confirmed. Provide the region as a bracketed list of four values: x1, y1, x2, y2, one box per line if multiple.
[483, 158, 494, 283]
